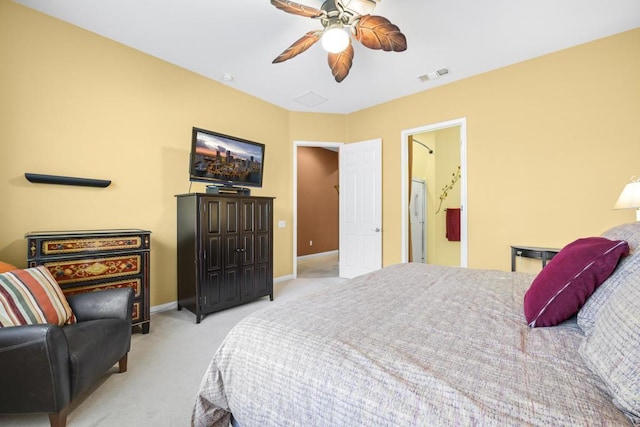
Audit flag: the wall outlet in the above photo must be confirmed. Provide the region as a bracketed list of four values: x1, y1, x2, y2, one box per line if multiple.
[309, 240, 313, 246]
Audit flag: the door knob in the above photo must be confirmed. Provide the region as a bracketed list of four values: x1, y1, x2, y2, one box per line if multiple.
[375, 228, 381, 232]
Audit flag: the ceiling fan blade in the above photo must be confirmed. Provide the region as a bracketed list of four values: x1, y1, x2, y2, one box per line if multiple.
[354, 15, 407, 52]
[327, 42, 354, 83]
[273, 31, 322, 64]
[270, 0, 326, 18]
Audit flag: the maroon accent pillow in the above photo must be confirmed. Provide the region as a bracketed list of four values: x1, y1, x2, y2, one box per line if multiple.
[524, 237, 629, 328]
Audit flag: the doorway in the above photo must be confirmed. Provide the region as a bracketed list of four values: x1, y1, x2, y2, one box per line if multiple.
[293, 141, 342, 278]
[293, 138, 383, 279]
[401, 118, 468, 266]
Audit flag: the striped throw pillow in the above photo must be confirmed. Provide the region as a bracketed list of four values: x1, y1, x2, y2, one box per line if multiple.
[0, 266, 76, 327]
[0, 261, 18, 273]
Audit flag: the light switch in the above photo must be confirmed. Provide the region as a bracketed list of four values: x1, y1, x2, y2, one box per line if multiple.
[278, 220, 286, 228]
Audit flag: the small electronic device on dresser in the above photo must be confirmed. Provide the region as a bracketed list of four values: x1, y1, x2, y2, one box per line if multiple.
[205, 185, 251, 195]
[25, 229, 151, 333]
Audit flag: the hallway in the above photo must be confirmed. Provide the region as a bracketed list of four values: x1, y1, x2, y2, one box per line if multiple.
[297, 252, 339, 279]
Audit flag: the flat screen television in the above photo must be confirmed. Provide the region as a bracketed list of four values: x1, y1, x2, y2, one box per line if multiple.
[189, 127, 265, 188]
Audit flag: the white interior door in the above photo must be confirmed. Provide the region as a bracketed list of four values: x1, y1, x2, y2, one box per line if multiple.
[410, 178, 426, 263]
[339, 138, 382, 278]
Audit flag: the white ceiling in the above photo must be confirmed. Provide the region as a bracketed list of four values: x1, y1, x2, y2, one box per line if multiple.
[13, 0, 640, 114]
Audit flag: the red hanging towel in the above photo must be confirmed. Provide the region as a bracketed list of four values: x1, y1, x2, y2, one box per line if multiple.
[446, 208, 461, 241]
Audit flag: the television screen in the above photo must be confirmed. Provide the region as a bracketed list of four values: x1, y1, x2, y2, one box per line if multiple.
[190, 127, 265, 188]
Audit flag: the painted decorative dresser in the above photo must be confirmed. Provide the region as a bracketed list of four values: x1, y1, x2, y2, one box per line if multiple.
[25, 229, 151, 333]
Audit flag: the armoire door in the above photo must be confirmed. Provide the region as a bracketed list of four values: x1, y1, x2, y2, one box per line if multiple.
[240, 198, 257, 299]
[201, 197, 223, 310]
[220, 198, 241, 305]
[255, 198, 272, 296]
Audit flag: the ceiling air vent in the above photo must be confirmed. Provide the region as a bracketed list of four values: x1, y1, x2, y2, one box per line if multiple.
[293, 90, 328, 107]
[418, 67, 450, 82]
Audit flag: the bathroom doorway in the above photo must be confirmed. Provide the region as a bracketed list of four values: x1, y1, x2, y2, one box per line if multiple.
[401, 118, 468, 266]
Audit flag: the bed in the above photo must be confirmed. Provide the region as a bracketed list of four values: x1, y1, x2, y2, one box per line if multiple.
[192, 222, 640, 426]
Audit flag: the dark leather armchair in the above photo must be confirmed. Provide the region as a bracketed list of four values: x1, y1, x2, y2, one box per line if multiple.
[0, 287, 134, 427]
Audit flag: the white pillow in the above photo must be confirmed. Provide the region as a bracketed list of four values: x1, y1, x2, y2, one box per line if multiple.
[579, 272, 640, 423]
[577, 222, 640, 335]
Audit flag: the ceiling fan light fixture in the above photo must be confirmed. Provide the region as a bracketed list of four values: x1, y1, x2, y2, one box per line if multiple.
[270, 0, 406, 82]
[321, 22, 350, 53]
[341, 0, 378, 16]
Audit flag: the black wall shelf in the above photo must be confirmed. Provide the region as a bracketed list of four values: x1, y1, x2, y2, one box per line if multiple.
[25, 173, 111, 188]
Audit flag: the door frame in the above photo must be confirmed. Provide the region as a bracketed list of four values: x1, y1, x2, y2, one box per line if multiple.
[293, 140, 343, 278]
[400, 118, 468, 266]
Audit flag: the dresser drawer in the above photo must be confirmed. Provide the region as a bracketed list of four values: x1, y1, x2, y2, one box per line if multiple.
[42, 254, 144, 285]
[29, 232, 149, 258]
[62, 277, 143, 298]
[62, 277, 144, 322]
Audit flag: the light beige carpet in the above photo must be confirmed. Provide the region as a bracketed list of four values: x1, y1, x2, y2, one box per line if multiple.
[0, 254, 344, 427]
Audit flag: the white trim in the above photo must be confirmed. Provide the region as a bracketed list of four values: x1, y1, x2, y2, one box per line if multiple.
[297, 249, 339, 261]
[400, 118, 468, 267]
[274, 274, 295, 284]
[150, 301, 177, 314]
[293, 140, 344, 279]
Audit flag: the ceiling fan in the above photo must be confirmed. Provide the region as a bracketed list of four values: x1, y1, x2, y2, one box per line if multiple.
[270, 0, 407, 82]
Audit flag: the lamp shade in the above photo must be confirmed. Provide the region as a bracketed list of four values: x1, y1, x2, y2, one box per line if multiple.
[614, 178, 640, 221]
[613, 180, 640, 209]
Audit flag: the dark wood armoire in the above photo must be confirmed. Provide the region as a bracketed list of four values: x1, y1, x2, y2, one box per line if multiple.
[176, 193, 274, 323]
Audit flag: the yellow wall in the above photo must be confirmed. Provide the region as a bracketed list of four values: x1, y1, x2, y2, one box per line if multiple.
[348, 28, 640, 270]
[0, 1, 295, 306]
[288, 112, 348, 143]
[2, 1, 639, 306]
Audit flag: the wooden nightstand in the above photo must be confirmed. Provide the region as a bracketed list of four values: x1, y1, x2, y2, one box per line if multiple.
[510, 245, 559, 272]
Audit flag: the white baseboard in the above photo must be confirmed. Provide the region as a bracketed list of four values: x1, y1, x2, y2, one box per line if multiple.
[297, 250, 338, 261]
[150, 274, 296, 313]
[274, 274, 294, 283]
[150, 301, 177, 314]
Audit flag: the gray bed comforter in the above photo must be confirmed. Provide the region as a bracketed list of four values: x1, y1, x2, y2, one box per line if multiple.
[192, 263, 630, 426]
